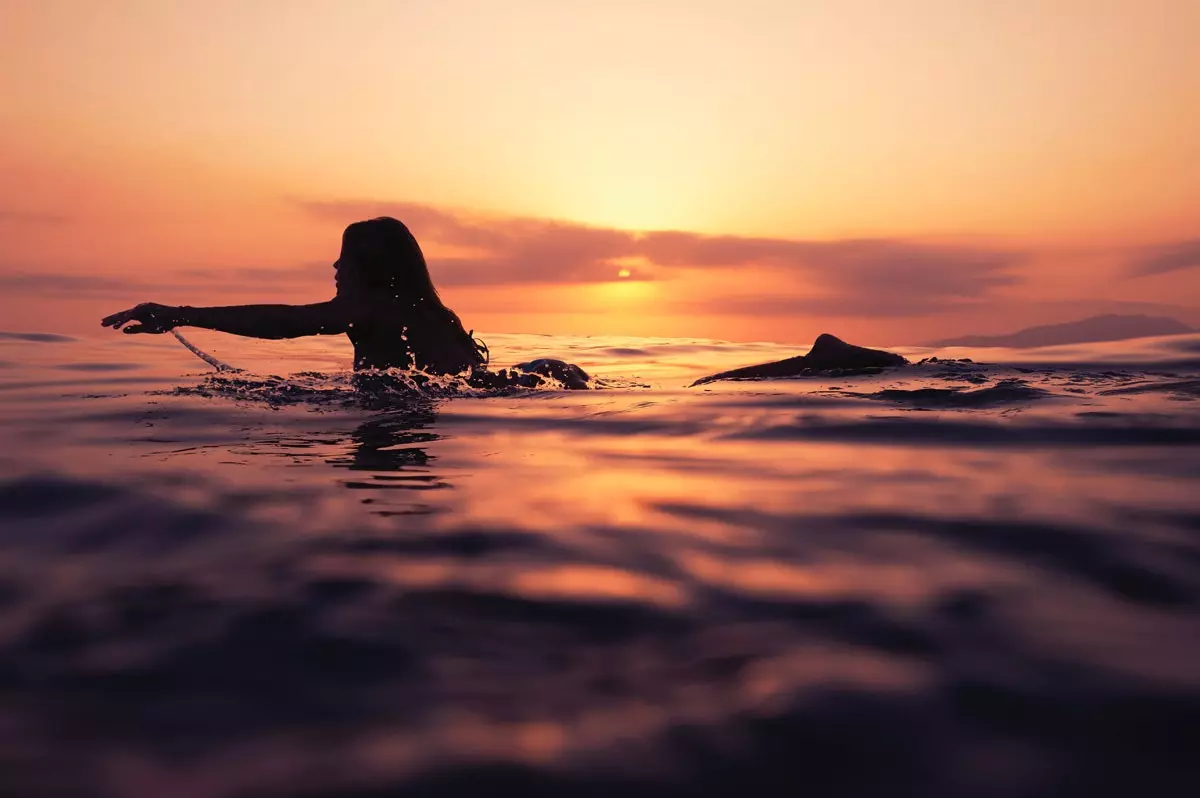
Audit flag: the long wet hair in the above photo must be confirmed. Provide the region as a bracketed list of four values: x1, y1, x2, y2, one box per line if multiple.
[338, 217, 487, 364]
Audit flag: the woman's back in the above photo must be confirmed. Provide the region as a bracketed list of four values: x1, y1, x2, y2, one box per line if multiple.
[348, 302, 484, 374]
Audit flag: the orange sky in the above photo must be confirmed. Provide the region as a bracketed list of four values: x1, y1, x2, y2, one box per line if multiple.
[1, 0, 1197, 344]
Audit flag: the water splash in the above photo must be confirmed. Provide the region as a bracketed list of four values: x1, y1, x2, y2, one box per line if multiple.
[164, 364, 620, 409]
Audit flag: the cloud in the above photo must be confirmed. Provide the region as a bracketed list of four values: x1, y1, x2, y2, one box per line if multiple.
[174, 264, 334, 285]
[669, 240, 1021, 318]
[0, 209, 71, 225]
[744, 238, 1019, 313]
[1031, 298, 1200, 319]
[0, 200, 1029, 321]
[689, 292, 999, 319]
[299, 199, 644, 285]
[0, 266, 329, 299]
[1124, 239, 1200, 278]
[297, 199, 1025, 315]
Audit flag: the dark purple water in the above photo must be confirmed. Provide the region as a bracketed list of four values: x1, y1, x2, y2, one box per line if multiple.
[1, 330, 1198, 797]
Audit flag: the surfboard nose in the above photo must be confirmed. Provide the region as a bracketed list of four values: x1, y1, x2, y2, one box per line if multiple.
[805, 333, 909, 370]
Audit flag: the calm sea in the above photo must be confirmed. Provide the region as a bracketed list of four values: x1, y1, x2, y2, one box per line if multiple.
[1, 328, 1198, 797]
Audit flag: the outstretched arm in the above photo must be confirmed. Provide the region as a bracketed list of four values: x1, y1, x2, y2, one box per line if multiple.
[102, 301, 349, 339]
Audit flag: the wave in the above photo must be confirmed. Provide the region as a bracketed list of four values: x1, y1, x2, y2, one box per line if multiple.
[0, 471, 1196, 797]
[1101, 379, 1200, 398]
[854, 378, 1051, 408]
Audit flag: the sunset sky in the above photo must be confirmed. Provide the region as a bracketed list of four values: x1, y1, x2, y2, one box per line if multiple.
[1, 0, 1197, 344]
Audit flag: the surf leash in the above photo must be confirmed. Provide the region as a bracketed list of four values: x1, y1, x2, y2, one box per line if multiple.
[171, 330, 243, 373]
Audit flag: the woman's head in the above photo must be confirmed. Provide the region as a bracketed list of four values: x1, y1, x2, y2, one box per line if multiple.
[335, 217, 441, 306]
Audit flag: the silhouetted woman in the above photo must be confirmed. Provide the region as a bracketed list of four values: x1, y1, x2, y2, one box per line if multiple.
[102, 216, 907, 387]
[101, 217, 589, 388]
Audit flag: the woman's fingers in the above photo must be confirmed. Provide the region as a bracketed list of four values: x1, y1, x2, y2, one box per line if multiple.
[101, 303, 171, 332]
[101, 308, 136, 328]
[121, 318, 169, 334]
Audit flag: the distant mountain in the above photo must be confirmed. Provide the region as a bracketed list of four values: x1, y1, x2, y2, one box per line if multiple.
[932, 314, 1195, 349]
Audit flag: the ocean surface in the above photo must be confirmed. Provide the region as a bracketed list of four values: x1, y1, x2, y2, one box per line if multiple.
[1, 328, 1198, 797]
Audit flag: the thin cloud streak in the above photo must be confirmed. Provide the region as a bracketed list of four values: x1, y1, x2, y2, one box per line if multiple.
[686, 294, 1000, 319]
[0, 209, 71, 225]
[1125, 239, 1200, 277]
[0, 267, 328, 299]
[0, 272, 132, 293]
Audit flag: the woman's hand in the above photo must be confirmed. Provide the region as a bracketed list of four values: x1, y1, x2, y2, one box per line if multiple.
[101, 303, 181, 334]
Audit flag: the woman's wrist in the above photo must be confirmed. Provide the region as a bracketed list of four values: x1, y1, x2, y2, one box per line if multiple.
[172, 305, 193, 328]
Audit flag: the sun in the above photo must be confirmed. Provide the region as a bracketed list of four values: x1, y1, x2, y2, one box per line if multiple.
[617, 268, 631, 279]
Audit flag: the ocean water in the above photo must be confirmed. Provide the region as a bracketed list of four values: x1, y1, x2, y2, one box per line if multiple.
[1, 328, 1198, 797]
